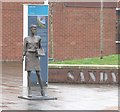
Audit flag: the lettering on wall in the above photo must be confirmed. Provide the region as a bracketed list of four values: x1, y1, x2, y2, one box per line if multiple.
[67, 70, 118, 83]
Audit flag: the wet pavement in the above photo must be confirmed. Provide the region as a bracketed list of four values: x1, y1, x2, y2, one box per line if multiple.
[1, 62, 119, 110]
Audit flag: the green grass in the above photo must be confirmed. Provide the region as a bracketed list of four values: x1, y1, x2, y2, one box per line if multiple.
[49, 54, 119, 65]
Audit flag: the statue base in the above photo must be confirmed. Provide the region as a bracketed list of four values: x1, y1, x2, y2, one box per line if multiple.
[18, 95, 57, 100]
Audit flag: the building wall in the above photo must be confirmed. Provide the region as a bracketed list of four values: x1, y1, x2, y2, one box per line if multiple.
[52, 3, 117, 61]
[2, 2, 23, 61]
[1, 2, 117, 61]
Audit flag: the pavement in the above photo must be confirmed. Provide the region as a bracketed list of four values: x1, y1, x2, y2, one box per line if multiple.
[0, 61, 119, 110]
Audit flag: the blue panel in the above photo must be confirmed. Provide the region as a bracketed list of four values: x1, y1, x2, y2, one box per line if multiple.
[28, 5, 48, 86]
[28, 16, 37, 35]
[28, 5, 48, 16]
[41, 43, 47, 47]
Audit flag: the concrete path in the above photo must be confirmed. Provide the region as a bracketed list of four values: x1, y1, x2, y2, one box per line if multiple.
[1, 62, 119, 110]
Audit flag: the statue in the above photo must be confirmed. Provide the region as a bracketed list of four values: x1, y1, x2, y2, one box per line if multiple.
[18, 24, 57, 100]
[22, 24, 46, 97]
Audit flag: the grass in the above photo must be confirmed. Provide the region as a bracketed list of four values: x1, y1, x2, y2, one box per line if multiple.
[49, 54, 119, 65]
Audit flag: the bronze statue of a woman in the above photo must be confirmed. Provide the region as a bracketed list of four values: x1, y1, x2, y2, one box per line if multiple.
[22, 24, 45, 97]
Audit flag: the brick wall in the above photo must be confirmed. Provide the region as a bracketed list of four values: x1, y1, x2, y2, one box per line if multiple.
[2, 2, 23, 61]
[1, 2, 118, 61]
[52, 3, 117, 61]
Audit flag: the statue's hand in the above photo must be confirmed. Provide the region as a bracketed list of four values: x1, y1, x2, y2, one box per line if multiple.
[21, 56, 24, 63]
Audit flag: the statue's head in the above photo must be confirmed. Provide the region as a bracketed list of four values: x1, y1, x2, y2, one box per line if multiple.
[30, 24, 37, 34]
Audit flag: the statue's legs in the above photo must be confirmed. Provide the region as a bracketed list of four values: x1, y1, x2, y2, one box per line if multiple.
[36, 71, 46, 96]
[27, 71, 31, 97]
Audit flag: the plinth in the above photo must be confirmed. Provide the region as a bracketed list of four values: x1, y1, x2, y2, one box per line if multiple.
[18, 95, 57, 100]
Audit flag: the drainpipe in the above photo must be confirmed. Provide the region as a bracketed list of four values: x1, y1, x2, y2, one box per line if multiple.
[100, 0, 104, 59]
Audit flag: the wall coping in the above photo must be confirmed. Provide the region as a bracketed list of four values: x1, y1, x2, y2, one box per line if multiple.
[48, 64, 119, 69]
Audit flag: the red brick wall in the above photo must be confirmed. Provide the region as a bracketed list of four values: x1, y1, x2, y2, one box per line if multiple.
[52, 3, 116, 61]
[0, 2, 2, 60]
[2, 2, 23, 61]
[1, 2, 117, 61]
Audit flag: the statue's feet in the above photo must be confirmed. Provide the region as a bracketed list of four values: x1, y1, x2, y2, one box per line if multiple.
[41, 89, 46, 96]
[28, 94, 32, 97]
[28, 89, 31, 97]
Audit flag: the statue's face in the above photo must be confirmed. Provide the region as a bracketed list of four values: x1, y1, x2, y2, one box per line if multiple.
[31, 27, 37, 34]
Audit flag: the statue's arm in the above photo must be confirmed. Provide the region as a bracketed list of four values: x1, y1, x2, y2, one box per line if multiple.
[23, 38, 27, 57]
[39, 37, 42, 49]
